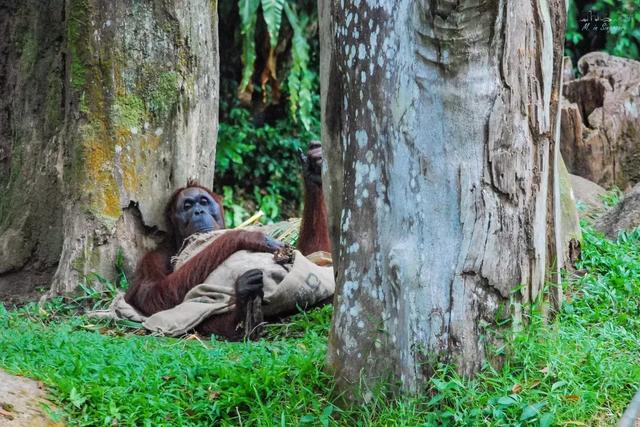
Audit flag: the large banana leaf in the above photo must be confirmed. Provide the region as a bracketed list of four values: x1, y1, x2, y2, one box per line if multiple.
[284, 2, 313, 130]
[261, 0, 286, 49]
[239, 0, 260, 91]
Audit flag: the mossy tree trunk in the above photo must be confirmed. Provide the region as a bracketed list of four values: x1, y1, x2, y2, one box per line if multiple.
[0, 0, 219, 298]
[0, 1, 66, 298]
[320, 0, 566, 397]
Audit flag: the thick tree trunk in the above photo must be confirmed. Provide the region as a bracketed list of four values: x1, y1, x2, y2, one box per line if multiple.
[0, 1, 67, 298]
[0, 0, 218, 298]
[320, 0, 566, 395]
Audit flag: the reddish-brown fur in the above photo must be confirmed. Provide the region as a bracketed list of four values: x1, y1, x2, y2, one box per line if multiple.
[124, 178, 330, 338]
[297, 181, 331, 255]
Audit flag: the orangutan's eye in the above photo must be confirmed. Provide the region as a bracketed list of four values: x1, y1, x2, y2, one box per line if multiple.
[184, 201, 193, 210]
[200, 197, 208, 205]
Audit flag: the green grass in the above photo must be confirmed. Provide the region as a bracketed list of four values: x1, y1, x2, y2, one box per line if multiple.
[601, 186, 625, 210]
[1, 225, 639, 426]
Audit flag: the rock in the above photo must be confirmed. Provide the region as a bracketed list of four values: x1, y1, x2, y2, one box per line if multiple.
[560, 52, 640, 190]
[563, 55, 575, 83]
[0, 370, 63, 426]
[594, 183, 640, 239]
[0, 227, 30, 275]
[569, 173, 607, 218]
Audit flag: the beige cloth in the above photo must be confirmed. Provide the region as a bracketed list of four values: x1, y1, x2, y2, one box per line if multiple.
[90, 230, 334, 337]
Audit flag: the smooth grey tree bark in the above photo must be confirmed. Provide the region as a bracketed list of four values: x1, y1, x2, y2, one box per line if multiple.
[320, 0, 566, 395]
[0, 0, 218, 298]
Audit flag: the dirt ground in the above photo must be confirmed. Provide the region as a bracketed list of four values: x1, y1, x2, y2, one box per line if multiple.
[0, 370, 63, 426]
[0, 269, 52, 308]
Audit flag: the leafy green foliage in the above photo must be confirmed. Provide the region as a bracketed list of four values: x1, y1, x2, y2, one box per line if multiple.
[1, 226, 639, 425]
[220, 1, 319, 224]
[237, 0, 316, 129]
[566, 0, 640, 61]
[261, 0, 286, 48]
[592, 0, 640, 59]
[566, 0, 584, 46]
[238, 0, 261, 91]
[0, 305, 334, 426]
[221, 186, 252, 227]
[600, 186, 624, 208]
[70, 249, 132, 311]
[284, 2, 315, 131]
[216, 102, 319, 227]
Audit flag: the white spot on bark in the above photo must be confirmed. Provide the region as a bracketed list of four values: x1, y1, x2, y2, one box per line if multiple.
[370, 31, 378, 50]
[349, 303, 361, 317]
[355, 129, 368, 148]
[355, 162, 370, 187]
[358, 44, 366, 60]
[154, 128, 163, 136]
[344, 280, 359, 298]
[341, 209, 352, 232]
[348, 45, 356, 67]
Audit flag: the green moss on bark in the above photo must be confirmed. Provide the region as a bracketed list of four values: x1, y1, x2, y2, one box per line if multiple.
[111, 94, 146, 129]
[67, 0, 90, 90]
[19, 33, 38, 74]
[148, 71, 179, 122]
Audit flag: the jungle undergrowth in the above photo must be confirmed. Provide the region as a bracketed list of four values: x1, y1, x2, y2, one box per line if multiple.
[215, 103, 320, 227]
[0, 225, 639, 426]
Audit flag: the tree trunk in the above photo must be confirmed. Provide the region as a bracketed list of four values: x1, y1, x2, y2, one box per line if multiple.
[0, 0, 218, 298]
[0, 1, 67, 299]
[320, 0, 566, 396]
